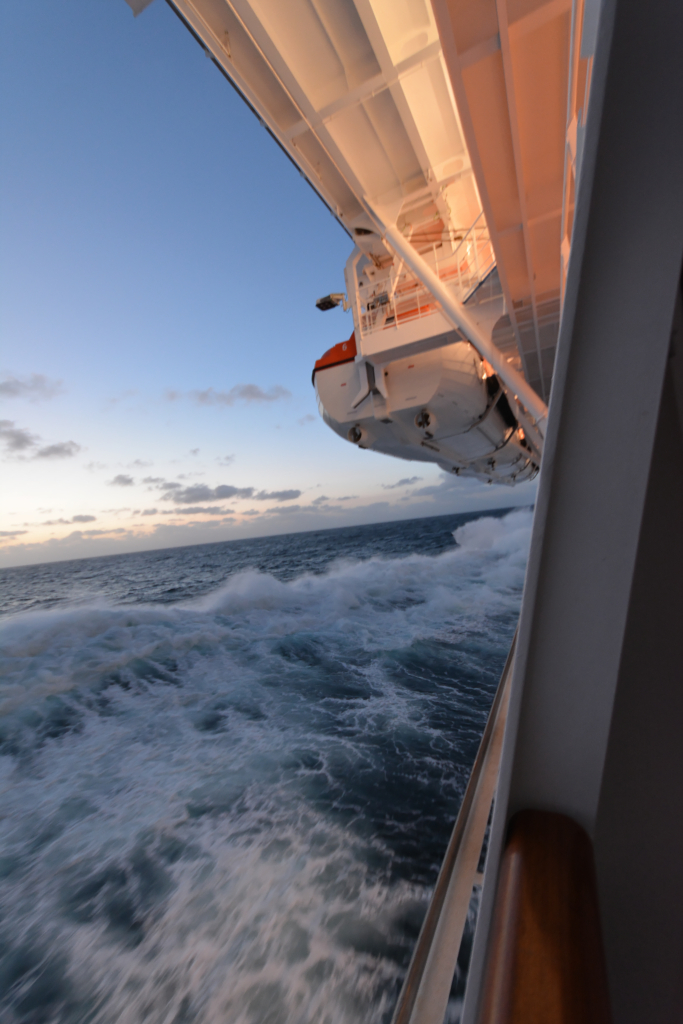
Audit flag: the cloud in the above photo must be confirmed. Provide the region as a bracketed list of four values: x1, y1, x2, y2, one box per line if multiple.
[164, 506, 227, 516]
[189, 448, 200, 456]
[0, 484, 538, 568]
[42, 515, 97, 525]
[255, 489, 301, 502]
[298, 414, 317, 425]
[311, 495, 329, 505]
[216, 454, 235, 466]
[382, 476, 423, 490]
[156, 478, 302, 506]
[129, 459, 152, 468]
[0, 529, 27, 537]
[63, 528, 127, 539]
[110, 474, 135, 486]
[0, 419, 81, 459]
[254, 501, 358, 518]
[196, 384, 290, 405]
[141, 508, 158, 516]
[164, 483, 254, 504]
[154, 475, 305, 507]
[34, 441, 82, 459]
[0, 374, 64, 401]
[185, 517, 236, 528]
[0, 419, 39, 452]
[168, 384, 291, 407]
[410, 473, 461, 498]
[258, 504, 304, 516]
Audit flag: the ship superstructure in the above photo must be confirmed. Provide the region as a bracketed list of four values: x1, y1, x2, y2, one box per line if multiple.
[138, 0, 596, 485]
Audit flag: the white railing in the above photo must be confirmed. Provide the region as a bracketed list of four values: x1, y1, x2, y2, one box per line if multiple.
[357, 212, 495, 339]
[390, 630, 516, 1024]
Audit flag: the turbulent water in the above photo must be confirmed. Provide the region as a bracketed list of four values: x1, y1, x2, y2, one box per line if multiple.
[0, 508, 532, 1024]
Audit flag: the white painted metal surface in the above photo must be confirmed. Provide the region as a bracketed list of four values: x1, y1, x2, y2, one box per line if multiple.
[461, 0, 683, 1017]
[161, 0, 555, 478]
[314, 340, 540, 485]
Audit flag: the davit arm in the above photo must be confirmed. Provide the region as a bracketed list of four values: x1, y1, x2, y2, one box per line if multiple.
[368, 206, 549, 453]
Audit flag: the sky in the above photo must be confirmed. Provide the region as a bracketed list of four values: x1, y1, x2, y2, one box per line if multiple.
[0, 0, 537, 569]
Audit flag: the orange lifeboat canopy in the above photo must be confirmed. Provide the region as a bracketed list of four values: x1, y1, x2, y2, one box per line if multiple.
[312, 332, 357, 384]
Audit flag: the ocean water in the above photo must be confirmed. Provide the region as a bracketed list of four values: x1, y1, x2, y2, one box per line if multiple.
[0, 508, 532, 1024]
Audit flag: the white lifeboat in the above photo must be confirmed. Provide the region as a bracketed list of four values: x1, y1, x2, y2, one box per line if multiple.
[313, 333, 539, 485]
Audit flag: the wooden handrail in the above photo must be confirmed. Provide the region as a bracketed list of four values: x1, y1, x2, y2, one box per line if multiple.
[478, 810, 612, 1024]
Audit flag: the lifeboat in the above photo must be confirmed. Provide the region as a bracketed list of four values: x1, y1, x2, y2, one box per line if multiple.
[313, 332, 539, 485]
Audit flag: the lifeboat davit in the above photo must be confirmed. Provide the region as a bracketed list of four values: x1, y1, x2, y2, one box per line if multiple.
[313, 332, 539, 485]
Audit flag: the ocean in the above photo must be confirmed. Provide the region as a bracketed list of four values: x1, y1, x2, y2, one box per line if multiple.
[0, 507, 532, 1024]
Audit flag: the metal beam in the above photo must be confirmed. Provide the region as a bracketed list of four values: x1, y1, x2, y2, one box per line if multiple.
[372, 213, 548, 437]
[284, 39, 442, 140]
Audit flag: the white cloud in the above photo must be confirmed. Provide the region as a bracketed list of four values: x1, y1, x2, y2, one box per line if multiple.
[162, 505, 227, 516]
[0, 373, 64, 401]
[382, 476, 423, 490]
[42, 515, 96, 525]
[0, 419, 39, 452]
[155, 480, 302, 505]
[167, 384, 291, 406]
[34, 441, 82, 459]
[0, 420, 80, 459]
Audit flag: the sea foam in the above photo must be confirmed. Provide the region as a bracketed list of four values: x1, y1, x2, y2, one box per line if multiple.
[0, 509, 532, 1023]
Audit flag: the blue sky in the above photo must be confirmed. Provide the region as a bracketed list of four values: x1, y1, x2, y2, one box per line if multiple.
[0, 0, 536, 568]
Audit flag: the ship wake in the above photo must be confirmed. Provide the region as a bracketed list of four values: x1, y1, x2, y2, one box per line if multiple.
[0, 509, 532, 1024]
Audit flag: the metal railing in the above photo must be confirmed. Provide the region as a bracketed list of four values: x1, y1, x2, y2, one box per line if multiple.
[358, 212, 495, 340]
[390, 631, 517, 1024]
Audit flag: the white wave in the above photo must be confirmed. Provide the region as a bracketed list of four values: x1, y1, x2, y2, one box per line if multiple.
[0, 510, 533, 1023]
[0, 509, 533, 703]
[453, 507, 532, 554]
[62, 800, 420, 1024]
